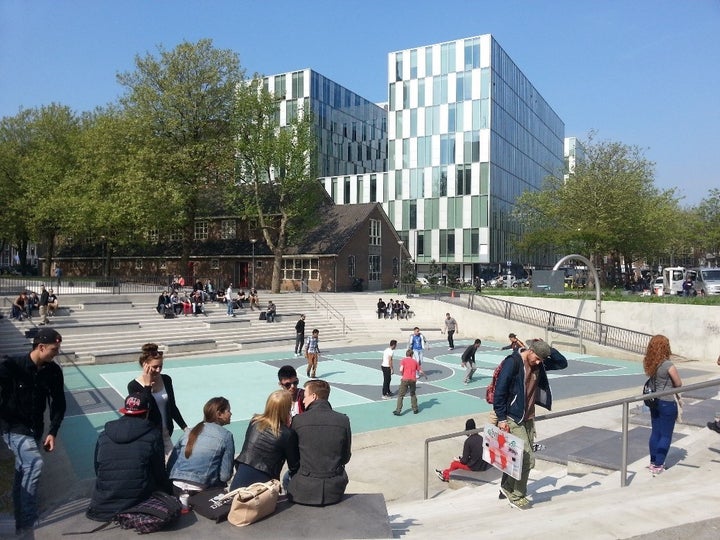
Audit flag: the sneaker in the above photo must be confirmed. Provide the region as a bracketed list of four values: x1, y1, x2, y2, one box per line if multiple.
[531, 443, 546, 452]
[508, 497, 532, 510]
[413, 409, 419, 414]
[435, 469, 446, 482]
[463, 379, 469, 385]
[707, 421, 720, 434]
[650, 464, 665, 475]
[448, 347, 454, 351]
[498, 490, 507, 500]
[393, 411, 402, 416]
[381, 395, 392, 400]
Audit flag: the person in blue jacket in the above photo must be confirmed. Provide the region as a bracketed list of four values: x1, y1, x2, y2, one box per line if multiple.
[493, 339, 567, 510]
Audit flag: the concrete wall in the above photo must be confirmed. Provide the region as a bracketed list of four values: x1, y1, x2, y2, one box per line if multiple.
[408, 294, 720, 364]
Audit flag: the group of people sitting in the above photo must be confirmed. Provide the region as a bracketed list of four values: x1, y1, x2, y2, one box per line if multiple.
[86, 347, 351, 523]
[376, 298, 412, 320]
[222, 286, 260, 316]
[156, 289, 207, 317]
[10, 287, 59, 321]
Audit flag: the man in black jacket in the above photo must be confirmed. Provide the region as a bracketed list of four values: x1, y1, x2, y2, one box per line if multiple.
[288, 379, 351, 506]
[0, 327, 65, 534]
[86, 393, 171, 521]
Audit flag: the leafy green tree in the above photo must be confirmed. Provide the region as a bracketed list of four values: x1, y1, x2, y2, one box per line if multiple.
[0, 105, 81, 275]
[694, 189, 720, 263]
[514, 135, 681, 284]
[117, 39, 243, 275]
[427, 260, 441, 286]
[234, 78, 324, 293]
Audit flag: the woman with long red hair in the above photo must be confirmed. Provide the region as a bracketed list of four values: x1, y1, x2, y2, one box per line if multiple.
[643, 335, 682, 475]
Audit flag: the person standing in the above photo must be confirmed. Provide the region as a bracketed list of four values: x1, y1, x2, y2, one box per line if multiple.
[461, 339, 482, 384]
[86, 393, 171, 521]
[288, 380, 351, 506]
[54, 265, 62, 288]
[443, 313, 459, 350]
[407, 327, 429, 366]
[294, 315, 306, 356]
[305, 329, 321, 378]
[393, 348, 426, 416]
[225, 284, 234, 317]
[0, 328, 65, 534]
[435, 418, 487, 481]
[708, 354, 720, 434]
[127, 343, 188, 459]
[381, 340, 397, 399]
[493, 339, 567, 510]
[644, 334, 682, 475]
[38, 284, 50, 325]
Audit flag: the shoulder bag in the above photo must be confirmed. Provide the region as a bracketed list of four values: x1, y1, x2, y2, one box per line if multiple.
[227, 479, 281, 527]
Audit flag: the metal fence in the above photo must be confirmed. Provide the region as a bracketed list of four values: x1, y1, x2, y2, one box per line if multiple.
[0, 275, 191, 296]
[462, 293, 653, 355]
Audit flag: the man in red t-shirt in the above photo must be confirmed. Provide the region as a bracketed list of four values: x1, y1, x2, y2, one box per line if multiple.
[393, 348, 425, 416]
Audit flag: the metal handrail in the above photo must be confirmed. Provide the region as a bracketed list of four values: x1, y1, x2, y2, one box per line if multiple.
[423, 377, 720, 499]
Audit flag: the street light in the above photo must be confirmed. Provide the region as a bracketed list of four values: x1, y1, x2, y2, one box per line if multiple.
[397, 240, 404, 288]
[250, 239, 257, 289]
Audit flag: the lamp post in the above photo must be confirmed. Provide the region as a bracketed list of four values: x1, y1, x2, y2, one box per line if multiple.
[250, 239, 257, 289]
[100, 235, 107, 278]
[397, 240, 404, 288]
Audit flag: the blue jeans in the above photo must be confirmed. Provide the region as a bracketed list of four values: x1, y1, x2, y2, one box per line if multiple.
[2, 431, 44, 530]
[226, 300, 234, 315]
[649, 399, 677, 466]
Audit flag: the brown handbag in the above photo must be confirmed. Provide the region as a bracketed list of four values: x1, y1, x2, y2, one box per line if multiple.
[227, 479, 281, 527]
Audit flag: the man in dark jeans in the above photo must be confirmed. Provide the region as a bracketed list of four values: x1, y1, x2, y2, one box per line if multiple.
[0, 328, 65, 535]
[294, 315, 306, 356]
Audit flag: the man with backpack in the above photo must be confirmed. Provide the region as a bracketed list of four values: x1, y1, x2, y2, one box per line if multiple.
[492, 339, 567, 510]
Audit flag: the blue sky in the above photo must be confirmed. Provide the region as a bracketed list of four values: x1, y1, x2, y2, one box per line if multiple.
[1, 0, 718, 205]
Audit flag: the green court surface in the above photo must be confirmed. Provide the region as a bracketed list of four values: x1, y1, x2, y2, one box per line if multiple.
[59, 339, 651, 480]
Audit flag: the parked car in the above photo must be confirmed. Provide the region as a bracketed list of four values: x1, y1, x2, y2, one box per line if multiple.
[416, 277, 430, 288]
[512, 278, 531, 288]
[652, 277, 664, 295]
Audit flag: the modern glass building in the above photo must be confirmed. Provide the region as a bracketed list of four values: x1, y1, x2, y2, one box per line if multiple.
[263, 69, 388, 177]
[268, 36, 564, 279]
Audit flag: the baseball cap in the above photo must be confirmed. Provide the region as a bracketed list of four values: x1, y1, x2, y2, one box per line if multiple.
[33, 327, 62, 346]
[119, 393, 151, 416]
[527, 339, 552, 359]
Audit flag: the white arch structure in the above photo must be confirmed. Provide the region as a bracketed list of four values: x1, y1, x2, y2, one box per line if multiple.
[552, 254, 602, 325]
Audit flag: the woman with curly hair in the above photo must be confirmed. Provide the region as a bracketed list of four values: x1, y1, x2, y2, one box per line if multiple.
[229, 390, 299, 490]
[643, 334, 682, 475]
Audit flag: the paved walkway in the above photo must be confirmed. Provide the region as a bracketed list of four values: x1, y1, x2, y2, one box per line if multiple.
[2, 293, 720, 538]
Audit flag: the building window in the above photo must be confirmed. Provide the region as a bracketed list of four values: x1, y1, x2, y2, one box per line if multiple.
[395, 52, 403, 82]
[369, 219, 381, 246]
[370, 174, 377, 202]
[291, 70, 304, 99]
[194, 221, 208, 240]
[369, 254, 381, 281]
[135, 259, 143, 270]
[440, 42, 455, 74]
[417, 232, 425, 256]
[457, 164, 472, 195]
[221, 220, 236, 240]
[409, 48, 418, 79]
[274, 74, 286, 98]
[464, 37, 480, 70]
[282, 258, 319, 281]
[348, 255, 356, 277]
[344, 177, 351, 203]
[160, 260, 167, 270]
[113, 259, 121, 270]
[147, 228, 158, 242]
[170, 229, 183, 241]
[211, 258, 220, 270]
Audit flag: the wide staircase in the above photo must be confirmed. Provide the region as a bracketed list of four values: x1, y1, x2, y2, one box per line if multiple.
[0, 291, 437, 364]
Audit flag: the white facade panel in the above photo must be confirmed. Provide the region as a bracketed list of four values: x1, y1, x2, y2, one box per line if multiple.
[480, 35, 492, 68]
[480, 129, 490, 162]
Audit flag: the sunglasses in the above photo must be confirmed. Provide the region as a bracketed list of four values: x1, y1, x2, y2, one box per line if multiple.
[281, 380, 300, 389]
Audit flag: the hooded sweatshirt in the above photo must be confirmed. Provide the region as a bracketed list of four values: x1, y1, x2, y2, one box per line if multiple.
[86, 415, 170, 521]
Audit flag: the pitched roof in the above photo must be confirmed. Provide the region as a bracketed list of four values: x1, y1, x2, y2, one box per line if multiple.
[286, 202, 392, 255]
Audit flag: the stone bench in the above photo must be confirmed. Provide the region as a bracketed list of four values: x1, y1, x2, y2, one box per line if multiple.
[80, 300, 134, 311]
[204, 317, 251, 328]
[50, 492, 391, 539]
[42, 321, 140, 335]
[164, 338, 217, 354]
[91, 348, 146, 365]
[239, 336, 295, 350]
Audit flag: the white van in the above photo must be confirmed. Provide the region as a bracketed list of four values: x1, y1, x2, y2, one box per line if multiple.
[695, 268, 720, 295]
